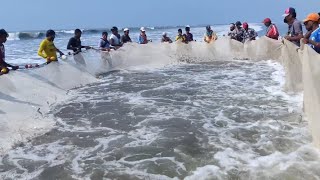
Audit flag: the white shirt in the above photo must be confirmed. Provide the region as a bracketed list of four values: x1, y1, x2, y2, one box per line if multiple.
[109, 34, 121, 45]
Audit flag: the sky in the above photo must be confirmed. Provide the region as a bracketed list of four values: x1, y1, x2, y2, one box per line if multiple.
[0, 0, 319, 31]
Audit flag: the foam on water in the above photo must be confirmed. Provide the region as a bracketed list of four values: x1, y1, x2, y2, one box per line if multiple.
[0, 26, 320, 179]
[1, 57, 319, 179]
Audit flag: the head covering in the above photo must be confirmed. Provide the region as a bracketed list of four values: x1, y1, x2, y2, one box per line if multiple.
[235, 21, 242, 26]
[123, 28, 129, 32]
[282, 7, 296, 17]
[242, 22, 248, 29]
[303, 13, 320, 23]
[140, 27, 145, 32]
[263, 18, 271, 24]
[186, 25, 191, 28]
[162, 32, 167, 36]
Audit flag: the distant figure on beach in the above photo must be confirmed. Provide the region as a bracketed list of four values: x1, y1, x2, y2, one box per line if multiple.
[121, 28, 132, 44]
[263, 18, 279, 40]
[228, 23, 237, 40]
[242, 22, 258, 42]
[283, 7, 303, 46]
[38, 30, 64, 64]
[176, 29, 187, 43]
[138, 27, 149, 44]
[184, 25, 194, 42]
[302, 13, 320, 53]
[161, 32, 173, 43]
[204, 25, 217, 43]
[234, 21, 244, 42]
[0, 29, 18, 75]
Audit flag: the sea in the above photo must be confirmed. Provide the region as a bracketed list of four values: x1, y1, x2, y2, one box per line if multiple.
[1, 23, 320, 180]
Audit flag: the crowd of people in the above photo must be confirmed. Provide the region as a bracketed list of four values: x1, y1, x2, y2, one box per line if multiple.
[0, 7, 320, 75]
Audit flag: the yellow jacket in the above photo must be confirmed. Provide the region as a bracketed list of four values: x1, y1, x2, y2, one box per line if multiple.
[38, 39, 58, 61]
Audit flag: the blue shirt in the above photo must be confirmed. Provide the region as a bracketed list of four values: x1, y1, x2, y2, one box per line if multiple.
[309, 27, 320, 53]
[138, 35, 148, 44]
[99, 39, 110, 48]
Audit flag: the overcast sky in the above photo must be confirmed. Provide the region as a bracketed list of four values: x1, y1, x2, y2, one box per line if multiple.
[1, 0, 319, 31]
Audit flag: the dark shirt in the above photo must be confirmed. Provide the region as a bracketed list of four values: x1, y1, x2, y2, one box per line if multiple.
[243, 28, 258, 42]
[0, 44, 10, 67]
[235, 27, 244, 42]
[0, 44, 5, 66]
[288, 19, 303, 46]
[161, 37, 172, 43]
[121, 35, 132, 43]
[185, 33, 193, 41]
[67, 37, 82, 52]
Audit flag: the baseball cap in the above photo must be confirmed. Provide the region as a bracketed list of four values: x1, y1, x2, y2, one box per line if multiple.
[282, 7, 296, 17]
[303, 13, 320, 23]
[140, 27, 145, 32]
[263, 18, 271, 24]
[242, 22, 248, 28]
[123, 28, 129, 32]
[235, 21, 242, 26]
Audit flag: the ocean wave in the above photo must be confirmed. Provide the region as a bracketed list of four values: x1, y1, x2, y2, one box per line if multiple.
[8, 32, 45, 40]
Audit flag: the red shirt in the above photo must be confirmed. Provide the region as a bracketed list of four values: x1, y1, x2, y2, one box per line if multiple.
[266, 24, 279, 40]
